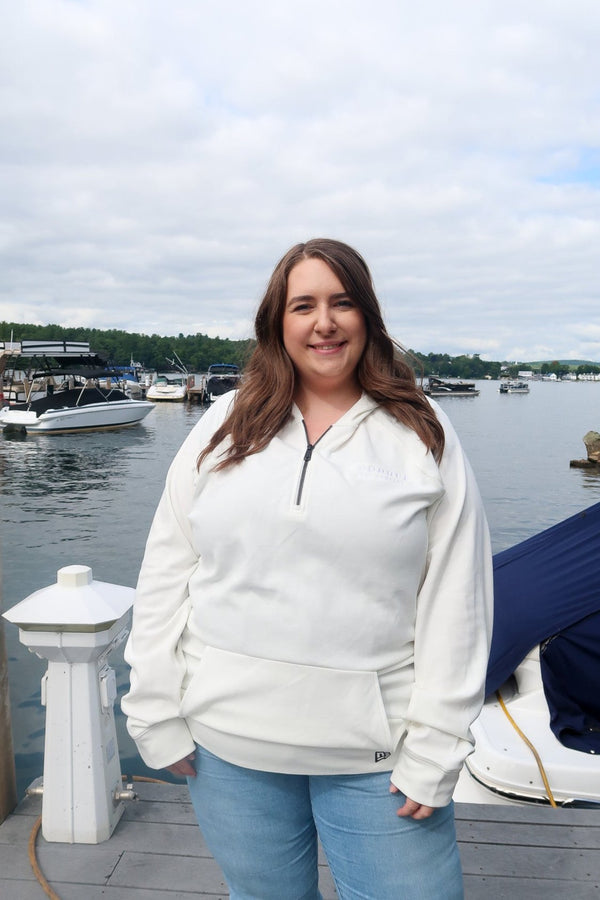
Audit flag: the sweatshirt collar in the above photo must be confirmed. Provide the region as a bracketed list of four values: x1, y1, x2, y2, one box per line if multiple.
[291, 392, 379, 443]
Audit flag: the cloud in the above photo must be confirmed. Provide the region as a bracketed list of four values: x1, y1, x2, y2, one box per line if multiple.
[1, 0, 599, 360]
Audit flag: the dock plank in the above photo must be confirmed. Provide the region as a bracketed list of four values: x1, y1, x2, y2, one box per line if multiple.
[0, 880, 49, 900]
[455, 802, 600, 826]
[108, 850, 228, 894]
[463, 875, 600, 900]
[0, 843, 45, 882]
[88, 818, 211, 856]
[460, 841, 600, 880]
[53, 889, 222, 900]
[28, 843, 124, 885]
[1, 785, 599, 899]
[456, 818, 600, 849]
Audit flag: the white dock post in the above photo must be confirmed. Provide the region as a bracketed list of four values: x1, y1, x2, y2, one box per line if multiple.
[2, 565, 134, 843]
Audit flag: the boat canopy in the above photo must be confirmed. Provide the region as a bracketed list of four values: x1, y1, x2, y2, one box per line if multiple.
[1, 341, 138, 396]
[31, 365, 117, 379]
[15, 348, 118, 380]
[487, 501, 600, 753]
[1, 339, 91, 356]
[208, 363, 239, 373]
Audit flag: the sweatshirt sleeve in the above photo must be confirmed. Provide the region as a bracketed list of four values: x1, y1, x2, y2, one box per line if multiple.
[121, 394, 234, 770]
[391, 402, 493, 807]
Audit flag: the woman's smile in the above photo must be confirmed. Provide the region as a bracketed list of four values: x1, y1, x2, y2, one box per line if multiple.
[309, 340, 348, 353]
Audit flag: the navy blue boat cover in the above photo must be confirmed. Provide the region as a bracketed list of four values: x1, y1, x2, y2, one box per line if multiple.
[486, 500, 600, 753]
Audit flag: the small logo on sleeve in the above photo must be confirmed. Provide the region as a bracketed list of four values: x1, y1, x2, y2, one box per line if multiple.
[375, 751, 391, 763]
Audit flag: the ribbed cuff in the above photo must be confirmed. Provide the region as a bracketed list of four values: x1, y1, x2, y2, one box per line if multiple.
[391, 748, 458, 807]
[127, 717, 196, 771]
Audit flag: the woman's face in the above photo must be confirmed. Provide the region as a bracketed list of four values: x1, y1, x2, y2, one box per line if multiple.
[282, 257, 367, 395]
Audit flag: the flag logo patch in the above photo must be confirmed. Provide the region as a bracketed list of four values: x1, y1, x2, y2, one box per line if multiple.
[375, 751, 391, 763]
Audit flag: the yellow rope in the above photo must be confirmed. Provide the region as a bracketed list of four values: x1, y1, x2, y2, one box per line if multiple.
[28, 775, 170, 899]
[28, 816, 61, 900]
[496, 690, 558, 807]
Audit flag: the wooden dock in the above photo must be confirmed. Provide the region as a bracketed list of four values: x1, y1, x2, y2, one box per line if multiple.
[185, 374, 209, 404]
[0, 782, 599, 898]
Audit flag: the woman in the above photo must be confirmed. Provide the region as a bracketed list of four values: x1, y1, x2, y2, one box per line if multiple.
[123, 238, 493, 900]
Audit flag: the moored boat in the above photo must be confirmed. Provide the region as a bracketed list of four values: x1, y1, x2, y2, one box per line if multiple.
[146, 353, 192, 402]
[146, 373, 188, 402]
[205, 363, 242, 401]
[108, 365, 145, 399]
[499, 380, 530, 394]
[454, 501, 600, 807]
[0, 340, 154, 435]
[423, 376, 480, 397]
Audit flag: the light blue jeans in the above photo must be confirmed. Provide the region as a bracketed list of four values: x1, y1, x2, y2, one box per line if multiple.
[187, 745, 463, 900]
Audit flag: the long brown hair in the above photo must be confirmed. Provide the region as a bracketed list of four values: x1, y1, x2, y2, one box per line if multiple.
[198, 238, 444, 470]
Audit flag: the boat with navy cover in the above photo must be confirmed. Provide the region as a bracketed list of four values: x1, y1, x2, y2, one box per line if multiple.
[108, 365, 145, 399]
[454, 501, 600, 807]
[0, 340, 154, 434]
[205, 363, 242, 401]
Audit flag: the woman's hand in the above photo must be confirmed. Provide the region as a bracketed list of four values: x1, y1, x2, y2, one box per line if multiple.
[390, 782, 435, 819]
[165, 752, 196, 778]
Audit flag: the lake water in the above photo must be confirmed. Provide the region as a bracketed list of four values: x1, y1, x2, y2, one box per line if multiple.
[2, 381, 600, 798]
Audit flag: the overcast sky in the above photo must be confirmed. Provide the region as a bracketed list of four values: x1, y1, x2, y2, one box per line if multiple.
[2, 1, 599, 362]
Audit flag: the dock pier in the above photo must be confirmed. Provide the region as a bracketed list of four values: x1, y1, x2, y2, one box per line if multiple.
[1, 782, 599, 898]
[185, 373, 210, 404]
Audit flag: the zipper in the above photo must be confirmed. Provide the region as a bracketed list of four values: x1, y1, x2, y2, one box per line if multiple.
[295, 422, 331, 506]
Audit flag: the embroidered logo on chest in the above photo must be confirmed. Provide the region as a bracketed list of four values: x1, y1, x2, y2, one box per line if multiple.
[355, 464, 405, 483]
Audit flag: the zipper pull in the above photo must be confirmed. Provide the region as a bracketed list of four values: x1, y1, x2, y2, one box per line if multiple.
[304, 444, 314, 462]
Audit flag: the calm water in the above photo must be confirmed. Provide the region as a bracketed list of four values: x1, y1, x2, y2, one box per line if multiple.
[2, 381, 600, 798]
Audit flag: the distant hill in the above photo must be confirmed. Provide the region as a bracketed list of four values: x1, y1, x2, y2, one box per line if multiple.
[527, 359, 600, 367]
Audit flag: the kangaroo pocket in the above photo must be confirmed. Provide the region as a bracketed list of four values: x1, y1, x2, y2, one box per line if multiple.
[179, 646, 393, 752]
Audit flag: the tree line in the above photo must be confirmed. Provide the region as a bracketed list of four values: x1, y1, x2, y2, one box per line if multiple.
[0, 322, 254, 374]
[407, 352, 600, 379]
[2, 322, 598, 378]
[407, 351, 502, 379]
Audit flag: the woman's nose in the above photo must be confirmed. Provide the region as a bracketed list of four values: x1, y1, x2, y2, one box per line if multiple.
[315, 305, 337, 332]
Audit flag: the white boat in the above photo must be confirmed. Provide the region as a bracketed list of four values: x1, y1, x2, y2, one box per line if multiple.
[455, 648, 600, 807]
[146, 373, 188, 402]
[454, 502, 600, 808]
[499, 380, 530, 393]
[0, 340, 154, 435]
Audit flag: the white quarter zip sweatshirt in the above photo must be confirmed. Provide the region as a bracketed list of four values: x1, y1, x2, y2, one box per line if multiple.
[123, 391, 493, 807]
